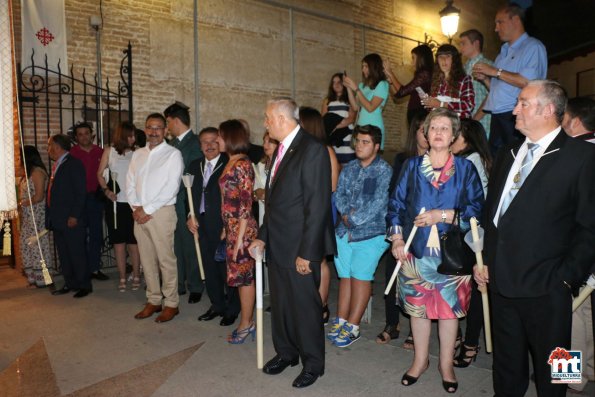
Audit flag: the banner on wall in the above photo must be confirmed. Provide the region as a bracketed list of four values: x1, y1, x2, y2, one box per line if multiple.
[21, 0, 68, 70]
[0, 0, 17, 222]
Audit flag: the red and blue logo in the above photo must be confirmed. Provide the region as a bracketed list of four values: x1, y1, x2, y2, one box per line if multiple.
[548, 347, 582, 384]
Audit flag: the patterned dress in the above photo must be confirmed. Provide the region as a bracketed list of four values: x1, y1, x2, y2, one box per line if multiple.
[18, 173, 55, 286]
[219, 156, 258, 287]
[388, 153, 484, 319]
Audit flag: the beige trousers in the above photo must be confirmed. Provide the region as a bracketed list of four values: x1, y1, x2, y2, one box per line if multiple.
[134, 205, 179, 308]
[569, 288, 594, 391]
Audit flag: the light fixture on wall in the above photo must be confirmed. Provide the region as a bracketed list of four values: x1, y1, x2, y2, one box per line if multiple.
[439, 0, 461, 43]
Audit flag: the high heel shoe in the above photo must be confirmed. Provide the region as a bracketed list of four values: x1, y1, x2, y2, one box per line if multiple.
[453, 344, 480, 368]
[438, 366, 458, 393]
[118, 279, 126, 292]
[322, 304, 330, 326]
[131, 277, 141, 291]
[442, 379, 458, 393]
[401, 360, 429, 386]
[228, 322, 256, 344]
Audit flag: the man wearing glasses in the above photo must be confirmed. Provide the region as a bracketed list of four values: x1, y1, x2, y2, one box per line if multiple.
[126, 113, 184, 323]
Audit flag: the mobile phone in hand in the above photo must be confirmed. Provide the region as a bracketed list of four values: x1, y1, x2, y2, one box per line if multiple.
[415, 86, 427, 98]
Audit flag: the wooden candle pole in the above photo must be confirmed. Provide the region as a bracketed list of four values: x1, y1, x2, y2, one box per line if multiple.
[470, 217, 492, 353]
[181, 174, 205, 280]
[385, 207, 425, 295]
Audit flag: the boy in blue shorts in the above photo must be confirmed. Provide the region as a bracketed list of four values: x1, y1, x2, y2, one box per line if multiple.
[328, 125, 392, 347]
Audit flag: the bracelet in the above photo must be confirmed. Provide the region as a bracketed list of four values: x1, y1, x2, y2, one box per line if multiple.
[441, 210, 447, 223]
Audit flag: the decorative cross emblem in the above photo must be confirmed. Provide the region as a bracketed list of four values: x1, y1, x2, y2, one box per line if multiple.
[36, 27, 54, 46]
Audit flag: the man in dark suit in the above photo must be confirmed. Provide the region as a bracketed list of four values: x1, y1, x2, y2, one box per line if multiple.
[47, 134, 92, 298]
[164, 102, 204, 303]
[475, 80, 595, 397]
[249, 97, 335, 389]
[186, 127, 240, 326]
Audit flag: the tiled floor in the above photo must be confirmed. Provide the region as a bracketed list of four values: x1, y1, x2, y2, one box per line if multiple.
[0, 258, 592, 396]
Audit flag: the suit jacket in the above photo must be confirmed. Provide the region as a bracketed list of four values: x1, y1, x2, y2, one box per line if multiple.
[186, 154, 228, 243]
[173, 130, 203, 217]
[258, 129, 336, 267]
[484, 130, 595, 298]
[46, 154, 87, 230]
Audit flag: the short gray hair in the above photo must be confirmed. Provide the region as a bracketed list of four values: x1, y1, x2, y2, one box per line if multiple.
[267, 97, 300, 122]
[423, 108, 461, 140]
[527, 80, 567, 124]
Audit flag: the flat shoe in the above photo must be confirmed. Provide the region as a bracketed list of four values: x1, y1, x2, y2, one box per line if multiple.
[292, 371, 322, 388]
[262, 355, 299, 375]
[376, 324, 400, 344]
[134, 303, 162, 319]
[155, 306, 179, 323]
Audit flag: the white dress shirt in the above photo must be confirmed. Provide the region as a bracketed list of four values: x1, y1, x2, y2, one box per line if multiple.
[126, 141, 184, 215]
[176, 129, 192, 143]
[494, 127, 561, 225]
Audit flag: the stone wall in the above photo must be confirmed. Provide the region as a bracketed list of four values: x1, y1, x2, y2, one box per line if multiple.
[14, 0, 506, 151]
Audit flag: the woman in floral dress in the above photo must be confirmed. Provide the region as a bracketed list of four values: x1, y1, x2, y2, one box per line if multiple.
[217, 119, 258, 344]
[19, 145, 54, 287]
[386, 108, 483, 393]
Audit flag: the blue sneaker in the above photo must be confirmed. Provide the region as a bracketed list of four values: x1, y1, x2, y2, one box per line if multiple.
[333, 323, 360, 347]
[326, 318, 344, 341]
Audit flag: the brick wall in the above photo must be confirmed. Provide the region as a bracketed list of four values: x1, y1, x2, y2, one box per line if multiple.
[14, 0, 506, 152]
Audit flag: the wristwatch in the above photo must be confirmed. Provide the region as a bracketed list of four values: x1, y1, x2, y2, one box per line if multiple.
[496, 68, 503, 79]
[441, 210, 447, 223]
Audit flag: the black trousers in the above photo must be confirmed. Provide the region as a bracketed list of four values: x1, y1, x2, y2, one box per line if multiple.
[491, 287, 572, 397]
[54, 225, 91, 290]
[199, 233, 240, 317]
[463, 281, 484, 346]
[488, 112, 523, 156]
[268, 262, 324, 375]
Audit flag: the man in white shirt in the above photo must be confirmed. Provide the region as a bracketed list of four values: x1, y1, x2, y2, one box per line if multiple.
[127, 113, 184, 323]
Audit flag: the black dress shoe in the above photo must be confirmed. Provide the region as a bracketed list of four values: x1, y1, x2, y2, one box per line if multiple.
[91, 271, 109, 281]
[292, 370, 322, 388]
[188, 292, 202, 304]
[51, 286, 71, 295]
[262, 355, 299, 375]
[73, 288, 92, 298]
[219, 315, 237, 326]
[198, 309, 223, 321]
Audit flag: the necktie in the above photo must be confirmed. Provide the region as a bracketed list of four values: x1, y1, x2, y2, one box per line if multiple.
[499, 143, 539, 218]
[46, 161, 58, 207]
[272, 143, 285, 180]
[200, 161, 212, 213]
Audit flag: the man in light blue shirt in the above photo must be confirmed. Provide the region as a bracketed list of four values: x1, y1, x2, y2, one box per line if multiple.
[473, 3, 547, 154]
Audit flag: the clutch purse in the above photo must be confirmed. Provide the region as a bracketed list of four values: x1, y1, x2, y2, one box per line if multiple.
[437, 210, 475, 276]
[214, 240, 226, 262]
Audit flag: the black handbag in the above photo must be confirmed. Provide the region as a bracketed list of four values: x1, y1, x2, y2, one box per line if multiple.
[437, 209, 475, 276]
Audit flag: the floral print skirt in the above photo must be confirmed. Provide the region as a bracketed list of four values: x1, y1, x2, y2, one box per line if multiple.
[397, 252, 471, 320]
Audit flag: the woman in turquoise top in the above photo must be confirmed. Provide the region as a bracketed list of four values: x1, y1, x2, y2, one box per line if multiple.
[343, 53, 390, 149]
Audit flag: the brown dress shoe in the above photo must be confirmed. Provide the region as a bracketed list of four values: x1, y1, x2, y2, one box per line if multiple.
[134, 303, 162, 319]
[155, 306, 179, 323]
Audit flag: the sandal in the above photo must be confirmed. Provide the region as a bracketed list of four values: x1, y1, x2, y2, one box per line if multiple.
[453, 344, 480, 368]
[131, 277, 141, 291]
[376, 324, 400, 344]
[118, 279, 126, 292]
[402, 332, 414, 350]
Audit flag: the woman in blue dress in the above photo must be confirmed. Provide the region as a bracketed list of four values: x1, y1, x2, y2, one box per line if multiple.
[386, 108, 484, 393]
[343, 53, 390, 149]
